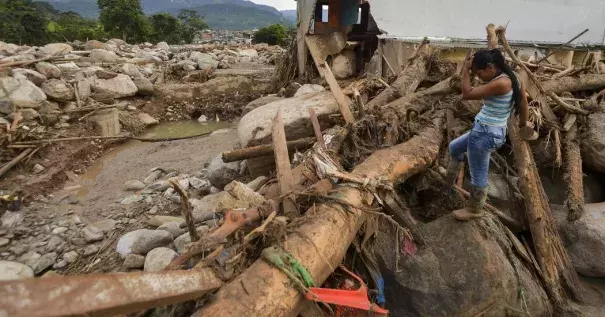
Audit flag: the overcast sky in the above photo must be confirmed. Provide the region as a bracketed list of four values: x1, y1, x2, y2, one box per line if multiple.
[250, 0, 296, 10]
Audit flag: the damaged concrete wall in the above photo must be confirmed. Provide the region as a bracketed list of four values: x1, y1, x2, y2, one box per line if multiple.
[370, 0, 605, 43]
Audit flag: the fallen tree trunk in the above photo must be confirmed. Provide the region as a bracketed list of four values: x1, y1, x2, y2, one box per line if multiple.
[193, 118, 444, 317]
[366, 52, 430, 111]
[563, 121, 585, 221]
[386, 75, 458, 112]
[221, 138, 315, 163]
[542, 74, 605, 94]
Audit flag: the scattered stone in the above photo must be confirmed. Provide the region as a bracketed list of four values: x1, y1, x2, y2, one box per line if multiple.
[190, 52, 218, 70]
[116, 229, 172, 257]
[123, 253, 145, 269]
[90, 49, 119, 63]
[239, 49, 259, 58]
[294, 84, 326, 97]
[20, 108, 39, 121]
[190, 181, 266, 221]
[42, 79, 75, 102]
[156, 42, 170, 51]
[189, 177, 211, 192]
[95, 69, 118, 79]
[0, 261, 34, 281]
[85, 40, 105, 50]
[198, 115, 208, 123]
[332, 49, 356, 79]
[90, 219, 116, 233]
[144, 247, 177, 272]
[63, 251, 78, 263]
[30, 252, 58, 274]
[243, 95, 284, 114]
[92, 74, 138, 98]
[147, 216, 185, 227]
[121, 195, 144, 205]
[137, 112, 159, 126]
[133, 77, 154, 96]
[0, 238, 9, 247]
[246, 176, 270, 191]
[35, 62, 62, 79]
[33, 164, 45, 174]
[144, 180, 171, 192]
[40, 43, 73, 56]
[207, 154, 241, 189]
[120, 63, 143, 77]
[0, 77, 47, 108]
[52, 227, 68, 235]
[148, 206, 158, 215]
[174, 232, 192, 253]
[46, 236, 63, 252]
[76, 78, 91, 101]
[56, 62, 80, 73]
[53, 260, 68, 269]
[157, 222, 183, 239]
[20, 251, 41, 267]
[82, 226, 104, 242]
[124, 180, 146, 191]
[144, 170, 163, 184]
[11, 68, 47, 86]
[82, 245, 99, 257]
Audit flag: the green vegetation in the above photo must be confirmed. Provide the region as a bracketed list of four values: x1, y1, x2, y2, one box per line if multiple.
[97, 0, 149, 43]
[253, 24, 292, 46]
[0, 0, 50, 45]
[177, 9, 209, 44]
[149, 13, 181, 44]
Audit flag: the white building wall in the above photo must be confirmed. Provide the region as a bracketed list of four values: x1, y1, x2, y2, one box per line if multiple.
[369, 0, 605, 43]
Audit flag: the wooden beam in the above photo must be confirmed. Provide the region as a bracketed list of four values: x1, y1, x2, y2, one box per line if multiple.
[272, 108, 298, 217]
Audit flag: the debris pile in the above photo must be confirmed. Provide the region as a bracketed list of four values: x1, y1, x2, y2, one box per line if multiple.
[2, 24, 605, 317]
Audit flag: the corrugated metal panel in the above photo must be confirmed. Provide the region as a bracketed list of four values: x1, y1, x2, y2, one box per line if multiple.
[369, 0, 605, 44]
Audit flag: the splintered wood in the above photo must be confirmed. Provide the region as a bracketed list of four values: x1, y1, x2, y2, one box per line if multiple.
[272, 108, 298, 218]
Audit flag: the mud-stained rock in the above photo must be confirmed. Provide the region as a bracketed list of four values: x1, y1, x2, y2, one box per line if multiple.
[190, 181, 266, 221]
[294, 84, 325, 97]
[553, 203, 605, 277]
[40, 43, 73, 56]
[133, 77, 154, 96]
[0, 261, 34, 281]
[90, 49, 119, 63]
[144, 247, 177, 272]
[85, 40, 105, 50]
[190, 52, 219, 70]
[374, 214, 551, 316]
[242, 95, 284, 114]
[116, 229, 173, 257]
[582, 112, 605, 173]
[121, 63, 143, 78]
[157, 76, 271, 102]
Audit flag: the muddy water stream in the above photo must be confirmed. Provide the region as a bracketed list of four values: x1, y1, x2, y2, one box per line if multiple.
[76, 120, 232, 198]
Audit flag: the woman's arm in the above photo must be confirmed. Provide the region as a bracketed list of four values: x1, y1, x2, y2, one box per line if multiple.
[461, 66, 511, 100]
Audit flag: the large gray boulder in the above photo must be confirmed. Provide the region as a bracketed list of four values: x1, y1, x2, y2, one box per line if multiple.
[144, 247, 177, 272]
[92, 74, 138, 98]
[85, 40, 105, 50]
[157, 76, 271, 102]
[35, 62, 62, 79]
[242, 95, 284, 115]
[293, 84, 325, 97]
[41, 79, 75, 102]
[207, 154, 241, 189]
[40, 43, 73, 56]
[332, 49, 356, 79]
[0, 77, 47, 108]
[116, 229, 173, 258]
[190, 181, 266, 221]
[90, 49, 119, 63]
[190, 52, 218, 70]
[156, 42, 170, 51]
[11, 68, 47, 86]
[238, 91, 340, 148]
[374, 215, 551, 316]
[133, 77, 154, 96]
[76, 78, 91, 102]
[582, 112, 605, 173]
[553, 203, 605, 277]
[120, 63, 142, 78]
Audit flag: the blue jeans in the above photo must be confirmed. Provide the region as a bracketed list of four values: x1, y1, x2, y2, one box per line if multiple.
[448, 121, 506, 189]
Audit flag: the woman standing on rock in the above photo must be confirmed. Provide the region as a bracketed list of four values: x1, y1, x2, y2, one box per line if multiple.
[447, 49, 532, 221]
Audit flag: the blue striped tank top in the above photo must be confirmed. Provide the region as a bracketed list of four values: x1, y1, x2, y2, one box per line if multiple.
[475, 74, 513, 127]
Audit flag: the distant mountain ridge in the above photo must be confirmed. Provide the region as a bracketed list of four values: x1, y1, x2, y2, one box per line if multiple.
[36, 0, 294, 30]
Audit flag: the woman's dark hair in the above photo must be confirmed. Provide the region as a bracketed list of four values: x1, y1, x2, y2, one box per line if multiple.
[472, 49, 521, 110]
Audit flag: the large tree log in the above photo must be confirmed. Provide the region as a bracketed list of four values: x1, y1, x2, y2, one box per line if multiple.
[193, 118, 445, 317]
[508, 116, 583, 306]
[563, 121, 584, 221]
[366, 52, 430, 111]
[542, 74, 605, 94]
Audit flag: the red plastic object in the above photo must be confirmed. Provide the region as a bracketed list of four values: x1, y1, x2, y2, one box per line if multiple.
[305, 265, 389, 315]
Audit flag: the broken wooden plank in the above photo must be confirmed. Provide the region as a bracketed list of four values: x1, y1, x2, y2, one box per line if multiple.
[308, 108, 326, 151]
[221, 138, 315, 163]
[193, 118, 445, 317]
[272, 108, 298, 217]
[0, 148, 33, 178]
[0, 269, 222, 317]
[320, 63, 356, 124]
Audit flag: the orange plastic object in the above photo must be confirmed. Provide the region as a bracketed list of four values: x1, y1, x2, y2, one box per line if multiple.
[305, 265, 389, 315]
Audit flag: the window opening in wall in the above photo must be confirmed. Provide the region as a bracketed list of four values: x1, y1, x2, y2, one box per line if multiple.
[321, 5, 329, 23]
